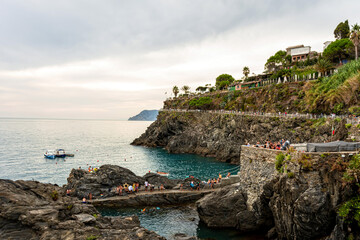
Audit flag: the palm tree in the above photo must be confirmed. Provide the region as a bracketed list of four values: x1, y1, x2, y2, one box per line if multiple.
[172, 86, 179, 98]
[243, 66, 250, 79]
[315, 59, 333, 76]
[350, 24, 360, 60]
[181, 85, 190, 94]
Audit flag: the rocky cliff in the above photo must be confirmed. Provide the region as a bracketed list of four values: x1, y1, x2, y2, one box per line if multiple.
[132, 111, 348, 163]
[0, 179, 164, 240]
[196, 146, 359, 239]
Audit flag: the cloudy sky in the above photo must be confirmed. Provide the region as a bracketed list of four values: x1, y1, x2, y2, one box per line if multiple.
[0, 0, 359, 120]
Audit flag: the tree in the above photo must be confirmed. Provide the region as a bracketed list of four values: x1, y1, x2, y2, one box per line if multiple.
[181, 85, 190, 94]
[350, 23, 360, 60]
[315, 58, 333, 76]
[172, 86, 179, 98]
[196, 86, 207, 93]
[265, 50, 289, 73]
[334, 20, 350, 39]
[215, 74, 235, 90]
[243, 66, 250, 79]
[323, 39, 354, 63]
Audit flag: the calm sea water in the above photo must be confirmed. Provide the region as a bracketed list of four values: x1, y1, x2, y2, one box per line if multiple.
[0, 118, 251, 240]
[0, 118, 235, 185]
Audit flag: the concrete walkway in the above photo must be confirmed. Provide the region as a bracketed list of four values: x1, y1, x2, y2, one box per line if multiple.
[89, 189, 218, 207]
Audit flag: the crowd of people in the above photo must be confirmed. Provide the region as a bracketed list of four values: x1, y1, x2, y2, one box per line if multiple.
[247, 139, 291, 151]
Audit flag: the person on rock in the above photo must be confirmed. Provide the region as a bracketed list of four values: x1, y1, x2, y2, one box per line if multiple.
[145, 181, 149, 191]
[82, 197, 87, 203]
[128, 184, 133, 193]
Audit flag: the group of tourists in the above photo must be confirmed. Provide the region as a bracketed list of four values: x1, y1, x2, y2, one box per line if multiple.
[249, 139, 290, 151]
[115, 181, 166, 196]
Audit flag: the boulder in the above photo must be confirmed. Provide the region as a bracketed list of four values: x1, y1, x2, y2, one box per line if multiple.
[66, 165, 145, 199]
[143, 172, 181, 189]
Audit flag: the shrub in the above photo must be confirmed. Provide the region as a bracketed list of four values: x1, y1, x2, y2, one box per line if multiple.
[345, 123, 353, 129]
[343, 154, 360, 183]
[50, 190, 58, 201]
[338, 197, 360, 227]
[298, 154, 313, 171]
[275, 153, 285, 173]
[287, 172, 295, 178]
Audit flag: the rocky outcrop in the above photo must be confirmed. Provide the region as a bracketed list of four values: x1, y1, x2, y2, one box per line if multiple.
[66, 165, 145, 199]
[143, 172, 181, 189]
[197, 146, 358, 239]
[132, 111, 347, 163]
[0, 179, 164, 240]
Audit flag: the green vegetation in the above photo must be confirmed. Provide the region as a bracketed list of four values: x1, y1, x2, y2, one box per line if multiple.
[287, 172, 295, 178]
[350, 24, 360, 60]
[67, 204, 73, 210]
[323, 39, 353, 64]
[346, 123, 353, 129]
[50, 190, 58, 201]
[86, 235, 99, 240]
[243, 66, 250, 79]
[275, 153, 285, 173]
[298, 154, 313, 171]
[305, 59, 360, 113]
[92, 214, 98, 218]
[334, 20, 350, 39]
[216, 74, 235, 90]
[181, 85, 190, 95]
[172, 86, 179, 98]
[339, 196, 360, 227]
[343, 154, 360, 183]
[189, 97, 213, 109]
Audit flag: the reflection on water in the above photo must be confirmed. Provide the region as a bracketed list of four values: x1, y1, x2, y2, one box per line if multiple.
[97, 205, 266, 240]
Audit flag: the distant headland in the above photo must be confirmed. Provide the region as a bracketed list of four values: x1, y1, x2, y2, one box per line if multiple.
[128, 110, 159, 121]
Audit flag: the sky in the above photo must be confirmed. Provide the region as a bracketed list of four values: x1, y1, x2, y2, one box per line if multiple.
[0, 0, 359, 120]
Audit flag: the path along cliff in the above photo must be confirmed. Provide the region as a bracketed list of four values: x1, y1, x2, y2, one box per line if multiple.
[132, 110, 348, 164]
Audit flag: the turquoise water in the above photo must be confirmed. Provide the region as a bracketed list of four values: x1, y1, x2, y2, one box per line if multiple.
[0, 118, 235, 186]
[98, 206, 266, 240]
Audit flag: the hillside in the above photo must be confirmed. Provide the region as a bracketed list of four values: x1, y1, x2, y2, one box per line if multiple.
[128, 110, 159, 121]
[165, 60, 360, 115]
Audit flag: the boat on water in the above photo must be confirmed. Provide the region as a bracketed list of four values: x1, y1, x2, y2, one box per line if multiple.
[44, 150, 56, 159]
[44, 149, 74, 159]
[155, 171, 170, 177]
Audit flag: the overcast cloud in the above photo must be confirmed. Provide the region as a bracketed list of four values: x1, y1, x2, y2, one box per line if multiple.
[0, 0, 359, 119]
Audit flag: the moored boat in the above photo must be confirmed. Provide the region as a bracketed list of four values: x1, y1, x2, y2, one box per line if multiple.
[155, 171, 169, 177]
[44, 150, 56, 159]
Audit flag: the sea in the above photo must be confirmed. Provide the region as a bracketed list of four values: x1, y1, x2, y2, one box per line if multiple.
[0, 118, 263, 240]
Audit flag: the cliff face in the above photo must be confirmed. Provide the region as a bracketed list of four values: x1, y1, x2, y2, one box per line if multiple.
[132, 111, 347, 163]
[197, 146, 358, 239]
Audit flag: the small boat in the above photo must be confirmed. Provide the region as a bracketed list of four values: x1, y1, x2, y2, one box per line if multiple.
[155, 171, 170, 177]
[44, 149, 74, 159]
[55, 149, 66, 158]
[44, 150, 56, 159]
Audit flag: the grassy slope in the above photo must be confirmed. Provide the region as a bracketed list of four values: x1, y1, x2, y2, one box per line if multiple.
[165, 60, 360, 115]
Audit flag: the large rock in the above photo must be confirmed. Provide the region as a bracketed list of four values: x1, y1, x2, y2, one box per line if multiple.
[0, 179, 164, 239]
[143, 172, 181, 189]
[66, 164, 145, 199]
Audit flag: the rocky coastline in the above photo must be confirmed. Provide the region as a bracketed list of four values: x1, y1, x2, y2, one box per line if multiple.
[132, 111, 348, 164]
[196, 146, 360, 239]
[0, 178, 165, 240]
[0, 165, 206, 240]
